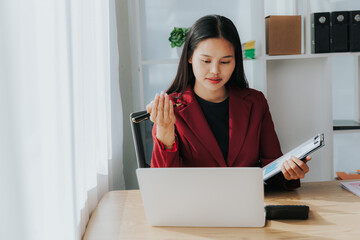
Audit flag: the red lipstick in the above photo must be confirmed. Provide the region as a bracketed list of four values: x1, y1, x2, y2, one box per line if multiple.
[206, 77, 222, 84]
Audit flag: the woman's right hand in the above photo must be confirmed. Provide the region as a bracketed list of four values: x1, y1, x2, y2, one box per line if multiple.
[146, 92, 176, 149]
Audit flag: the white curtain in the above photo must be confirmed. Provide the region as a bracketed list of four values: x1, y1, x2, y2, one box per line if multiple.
[0, 0, 124, 239]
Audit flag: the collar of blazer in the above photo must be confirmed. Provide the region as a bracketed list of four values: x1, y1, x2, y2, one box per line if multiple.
[171, 85, 254, 167]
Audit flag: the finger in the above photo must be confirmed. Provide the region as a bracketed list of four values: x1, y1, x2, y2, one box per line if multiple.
[169, 100, 175, 123]
[146, 101, 154, 113]
[299, 155, 311, 162]
[150, 93, 159, 122]
[164, 93, 170, 121]
[158, 92, 165, 120]
[283, 160, 298, 180]
[289, 156, 306, 169]
[288, 158, 304, 179]
[291, 156, 309, 172]
[281, 164, 291, 180]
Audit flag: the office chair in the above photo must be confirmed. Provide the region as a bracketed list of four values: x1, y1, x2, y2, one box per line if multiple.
[130, 110, 153, 168]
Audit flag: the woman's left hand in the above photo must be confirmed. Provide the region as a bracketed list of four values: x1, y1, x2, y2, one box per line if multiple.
[281, 155, 311, 180]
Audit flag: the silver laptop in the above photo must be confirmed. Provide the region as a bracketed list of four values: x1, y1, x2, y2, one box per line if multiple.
[136, 167, 265, 227]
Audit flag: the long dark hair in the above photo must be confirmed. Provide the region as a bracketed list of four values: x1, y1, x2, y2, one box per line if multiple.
[166, 15, 248, 95]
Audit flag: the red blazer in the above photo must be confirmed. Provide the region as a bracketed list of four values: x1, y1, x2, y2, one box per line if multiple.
[151, 85, 299, 189]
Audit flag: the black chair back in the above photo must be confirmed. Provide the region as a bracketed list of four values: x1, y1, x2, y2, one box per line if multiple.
[130, 111, 153, 168]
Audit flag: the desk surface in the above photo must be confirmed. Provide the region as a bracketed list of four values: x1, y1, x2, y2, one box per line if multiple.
[83, 181, 360, 240]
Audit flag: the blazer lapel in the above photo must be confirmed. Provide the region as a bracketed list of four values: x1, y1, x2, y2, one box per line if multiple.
[227, 87, 252, 166]
[177, 88, 226, 167]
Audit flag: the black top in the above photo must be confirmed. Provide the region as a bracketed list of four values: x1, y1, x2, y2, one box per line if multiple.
[195, 94, 229, 162]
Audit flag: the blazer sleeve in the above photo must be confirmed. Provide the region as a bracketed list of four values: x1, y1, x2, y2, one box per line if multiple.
[258, 93, 300, 190]
[150, 123, 183, 168]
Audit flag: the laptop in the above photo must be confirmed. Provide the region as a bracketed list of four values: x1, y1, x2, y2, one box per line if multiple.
[136, 167, 265, 227]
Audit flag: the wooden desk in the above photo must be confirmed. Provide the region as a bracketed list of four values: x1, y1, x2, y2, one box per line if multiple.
[83, 181, 360, 240]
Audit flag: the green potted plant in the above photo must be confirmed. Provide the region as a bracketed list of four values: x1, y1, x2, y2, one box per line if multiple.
[168, 27, 190, 56]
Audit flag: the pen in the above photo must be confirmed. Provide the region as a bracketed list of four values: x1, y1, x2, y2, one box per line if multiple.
[132, 103, 182, 124]
[132, 112, 151, 123]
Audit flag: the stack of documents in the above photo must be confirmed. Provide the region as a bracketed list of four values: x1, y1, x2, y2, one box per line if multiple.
[242, 40, 255, 59]
[341, 181, 360, 197]
[336, 170, 360, 180]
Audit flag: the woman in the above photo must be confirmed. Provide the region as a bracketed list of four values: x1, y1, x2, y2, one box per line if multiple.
[146, 15, 310, 189]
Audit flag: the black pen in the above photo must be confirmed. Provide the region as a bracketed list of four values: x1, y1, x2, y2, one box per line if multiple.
[132, 103, 182, 123]
[132, 112, 151, 123]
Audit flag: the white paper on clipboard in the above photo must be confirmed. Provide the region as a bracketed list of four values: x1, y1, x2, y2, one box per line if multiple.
[263, 133, 325, 181]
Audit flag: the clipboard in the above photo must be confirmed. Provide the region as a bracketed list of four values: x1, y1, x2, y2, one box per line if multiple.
[263, 133, 325, 181]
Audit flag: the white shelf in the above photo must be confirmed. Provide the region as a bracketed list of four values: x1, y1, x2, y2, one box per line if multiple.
[263, 52, 360, 61]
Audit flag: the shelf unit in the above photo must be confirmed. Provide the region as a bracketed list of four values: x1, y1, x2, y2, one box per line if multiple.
[333, 120, 360, 130]
[128, 0, 360, 181]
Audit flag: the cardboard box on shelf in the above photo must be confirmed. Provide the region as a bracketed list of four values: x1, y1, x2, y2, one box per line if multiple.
[266, 15, 302, 55]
